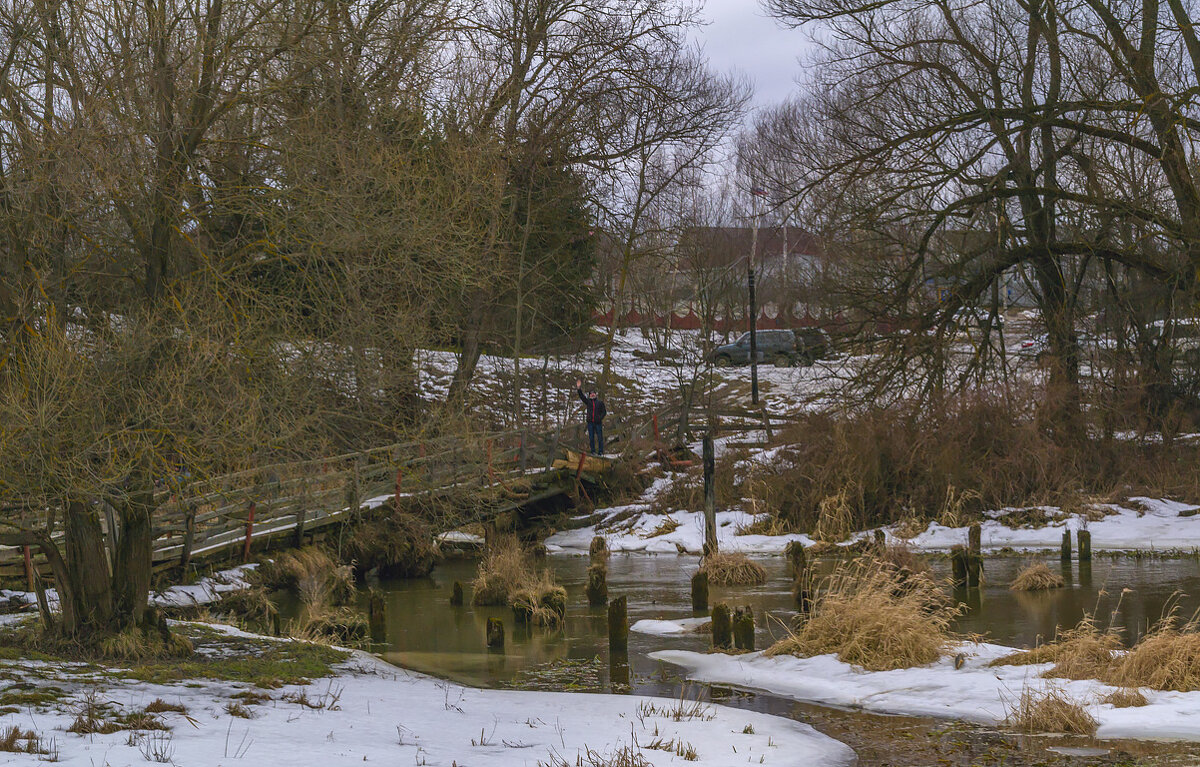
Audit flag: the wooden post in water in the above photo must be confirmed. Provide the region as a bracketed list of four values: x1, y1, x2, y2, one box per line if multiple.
[1078, 529, 1091, 562]
[368, 590, 386, 643]
[587, 563, 608, 607]
[786, 541, 806, 576]
[608, 596, 628, 653]
[968, 524, 981, 555]
[450, 581, 464, 606]
[967, 552, 982, 589]
[711, 603, 733, 649]
[950, 545, 968, 588]
[486, 617, 504, 650]
[733, 606, 755, 651]
[691, 570, 708, 612]
[702, 432, 717, 557]
[1061, 529, 1072, 561]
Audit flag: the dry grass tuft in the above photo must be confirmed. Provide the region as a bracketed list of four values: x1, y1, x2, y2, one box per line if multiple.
[259, 547, 355, 606]
[642, 517, 680, 538]
[1009, 562, 1066, 591]
[511, 571, 568, 628]
[989, 618, 1121, 680]
[472, 537, 534, 606]
[698, 552, 767, 586]
[144, 699, 187, 715]
[344, 513, 436, 578]
[875, 542, 929, 577]
[1007, 686, 1097, 735]
[766, 559, 959, 671]
[812, 489, 855, 542]
[1108, 625, 1200, 691]
[1100, 687, 1148, 708]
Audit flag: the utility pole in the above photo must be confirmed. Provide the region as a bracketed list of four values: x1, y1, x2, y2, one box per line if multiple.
[748, 188, 768, 405]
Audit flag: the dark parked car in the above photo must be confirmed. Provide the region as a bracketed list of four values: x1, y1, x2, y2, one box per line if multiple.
[710, 329, 812, 367]
[793, 328, 831, 362]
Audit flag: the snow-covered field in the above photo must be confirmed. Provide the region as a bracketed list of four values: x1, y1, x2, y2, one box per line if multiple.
[11, 623, 850, 767]
[652, 642, 1200, 741]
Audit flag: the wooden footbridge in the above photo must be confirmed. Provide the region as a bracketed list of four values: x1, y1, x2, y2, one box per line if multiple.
[0, 395, 799, 580]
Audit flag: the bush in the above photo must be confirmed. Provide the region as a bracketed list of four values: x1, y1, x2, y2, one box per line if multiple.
[755, 391, 1200, 533]
[1108, 626, 1200, 692]
[343, 513, 436, 579]
[766, 559, 959, 671]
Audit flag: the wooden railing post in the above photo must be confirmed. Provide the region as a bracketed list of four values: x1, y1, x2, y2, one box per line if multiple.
[22, 546, 33, 592]
[180, 506, 196, 569]
[762, 408, 773, 442]
[243, 502, 256, 562]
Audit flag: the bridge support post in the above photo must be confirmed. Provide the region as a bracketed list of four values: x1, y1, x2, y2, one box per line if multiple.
[702, 432, 717, 557]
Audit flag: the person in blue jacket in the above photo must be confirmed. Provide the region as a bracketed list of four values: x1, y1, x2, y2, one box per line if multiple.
[575, 378, 607, 455]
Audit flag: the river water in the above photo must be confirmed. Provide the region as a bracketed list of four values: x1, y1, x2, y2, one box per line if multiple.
[360, 553, 1200, 766]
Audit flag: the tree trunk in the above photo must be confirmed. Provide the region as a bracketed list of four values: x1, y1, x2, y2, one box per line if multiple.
[63, 501, 114, 637]
[111, 480, 154, 630]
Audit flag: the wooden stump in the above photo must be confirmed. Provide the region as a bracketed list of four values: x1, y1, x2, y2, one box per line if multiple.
[690, 570, 708, 612]
[608, 595, 629, 653]
[966, 552, 982, 589]
[733, 606, 755, 651]
[589, 536, 609, 563]
[950, 545, 968, 589]
[1078, 529, 1091, 562]
[968, 524, 981, 555]
[450, 581, 464, 606]
[711, 603, 733, 650]
[785, 541, 807, 576]
[1061, 529, 1072, 561]
[586, 563, 608, 607]
[486, 617, 504, 650]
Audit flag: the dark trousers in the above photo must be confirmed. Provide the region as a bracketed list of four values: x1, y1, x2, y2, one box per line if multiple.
[587, 422, 604, 455]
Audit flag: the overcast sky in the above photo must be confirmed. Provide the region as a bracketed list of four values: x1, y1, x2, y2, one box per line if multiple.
[694, 0, 813, 110]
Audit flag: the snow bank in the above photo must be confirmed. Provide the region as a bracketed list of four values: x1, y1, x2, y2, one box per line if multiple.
[652, 644, 1200, 741]
[25, 626, 851, 767]
[550, 497, 1200, 556]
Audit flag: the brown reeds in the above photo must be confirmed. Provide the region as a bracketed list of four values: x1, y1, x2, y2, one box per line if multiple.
[1100, 687, 1148, 708]
[1006, 686, 1098, 735]
[989, 618, 1121, 681]
[766, 559, 960, 671]
[472, 537, 533, 606]
[1009, 562, 1065, 591]
[698, 552, 767, 586]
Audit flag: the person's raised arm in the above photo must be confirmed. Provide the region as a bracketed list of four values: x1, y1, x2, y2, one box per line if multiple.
[575, 378, 586, 403]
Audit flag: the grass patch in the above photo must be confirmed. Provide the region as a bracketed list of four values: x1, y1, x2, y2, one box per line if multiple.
[472, 537, 534, 606]
[1009, 562, 1066, 591]
[1006, 686, 1097, 735]
[344, 512, 436, 579]
[0, 685, 66, 708]
[766, 558, 959, 671]
[989, 618, 1121, 680]
[224, 701, 256, 719]
[1108, 625, 1200, 691]
[257, 547, 355, 607]
[144, 699, 188, 714]
[698, 552, 767, 586]
[0, 726, 52, 755]
[511, 573, 568, 628]
[1100, 687, 1148, 708]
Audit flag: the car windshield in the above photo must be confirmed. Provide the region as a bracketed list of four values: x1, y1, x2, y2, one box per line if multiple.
[736, 333, 750, 344]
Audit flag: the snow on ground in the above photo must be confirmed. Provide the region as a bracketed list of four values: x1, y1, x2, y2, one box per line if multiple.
[549, 494, 1200, 555]
[19, 623, 851, 767]
[651, 643, 1200, 741]
[0, 564, 258, 612]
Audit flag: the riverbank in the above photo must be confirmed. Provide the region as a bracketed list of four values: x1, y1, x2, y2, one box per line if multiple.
[652, 640, 1200, 742]
[0, 620, 851, 766]
[546, 497, 1200, 556]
